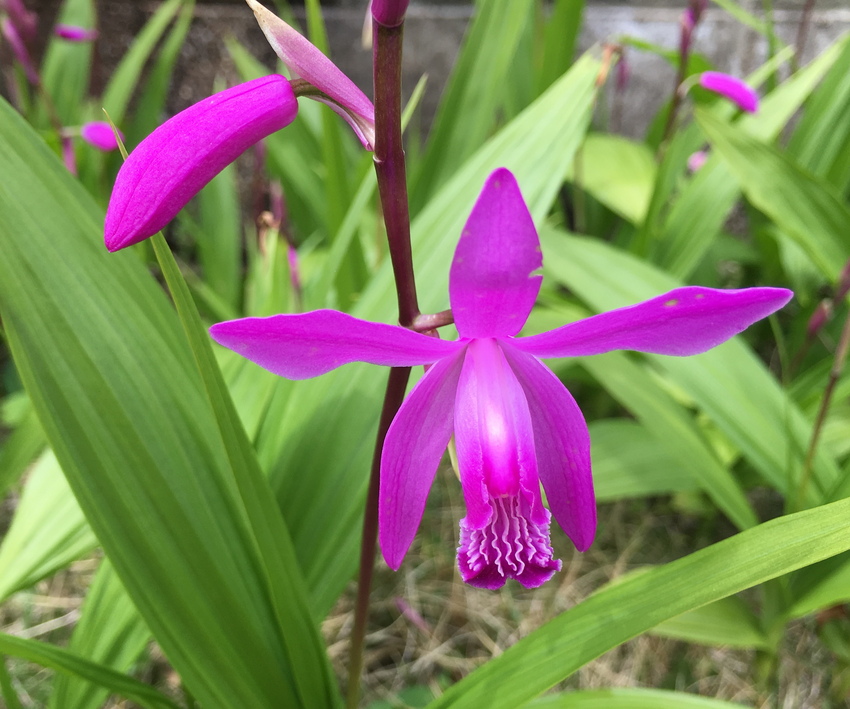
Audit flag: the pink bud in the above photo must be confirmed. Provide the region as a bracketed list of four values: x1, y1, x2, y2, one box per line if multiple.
[371, 0, 410, 27]
[61, 135, 77, 176]
[81, 121, 123, 151]
[699, 71, 759, 113]
[105, 75, 298, 251]
[54, 24, 98, 42]
[245, 0, 375, 150]
[687, 150, 708, 172]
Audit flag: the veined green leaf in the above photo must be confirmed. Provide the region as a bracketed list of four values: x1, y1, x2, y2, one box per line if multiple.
[568, 134, 656, 225]
[427, 498, 850, 708]
[0, 98, 336, 708]
[588, 420, 697, 500]
[411, 0, 535, 212]
[651, 596, 768, 648]
[0, 634, 177, 709]
[528, 688, 750, 709]
[50, 560, 151, 709]
[38, 0, 96, 126]
[126, 0, 196, 150]
[0, 397, 46, 496]
[0, 451, 96, 602]
[696, 108, 850, 281]
[100, 0, 187, 126]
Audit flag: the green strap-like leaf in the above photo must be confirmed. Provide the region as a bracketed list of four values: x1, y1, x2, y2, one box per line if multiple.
[0, 96, 335, 708]
[0, 634, 178, 709]
[50, 560, 151, 709]
[696, 107, 850, 280]
[0, 451, 96, 602]
[528, 688, 750, 709]
[427, 498, 850, 708]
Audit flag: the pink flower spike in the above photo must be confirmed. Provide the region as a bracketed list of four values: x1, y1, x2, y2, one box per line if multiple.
[371, 0, 410, 27]
[80, 121, 123, 151]
[210, 168, 793, 590]
[699, 71, 759, 113]
[105, 75, 297, 251]
[245, 0, 375, 150]
[5, 0, 37, 43]
[2, 18, 38, 84]
[54, 23, 98, 42]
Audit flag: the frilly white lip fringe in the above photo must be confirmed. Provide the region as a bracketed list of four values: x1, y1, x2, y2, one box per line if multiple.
[209, 168, 793, 590]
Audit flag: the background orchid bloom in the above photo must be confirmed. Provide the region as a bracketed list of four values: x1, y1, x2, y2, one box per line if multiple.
[105, 2, 374, 251]
[80, 121, 122, 151]
[54, 23, 98, 42]
[699, 71, 759, 113]
[209, 168, 792, 589]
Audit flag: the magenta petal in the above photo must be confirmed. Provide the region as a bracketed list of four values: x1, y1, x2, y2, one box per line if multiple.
[54, 24, 98, 41]
[246, 0, 375, 149]
[379, 348, 467, 570]
[80, 122, 122, 151]
[449, 169, 543, 339]
[699, 71, 759, 113]
[209, 310, 462, 380]
[501, 342, 596, 552]
[514, 287, 793, 359]
[104, 75, 297, 251]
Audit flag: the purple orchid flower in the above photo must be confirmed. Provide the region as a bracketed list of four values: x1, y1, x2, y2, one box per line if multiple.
[699, 71, 759, 113]
[54, 23, 98, 42]
[104, 2, 374, 251]
[209, 169, 792, 589]
[80, 121, 123, 151]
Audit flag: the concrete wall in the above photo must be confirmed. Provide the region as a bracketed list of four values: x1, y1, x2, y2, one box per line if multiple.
[21, 2, 850, 137]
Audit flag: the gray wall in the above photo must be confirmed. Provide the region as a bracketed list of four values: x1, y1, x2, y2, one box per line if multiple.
[22, 2, 850, 137]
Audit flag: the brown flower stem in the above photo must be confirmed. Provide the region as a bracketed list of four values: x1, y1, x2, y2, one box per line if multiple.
[347, 15, 419, 709]
[372, 19, 419, 328]
[792, 309, 850, 512]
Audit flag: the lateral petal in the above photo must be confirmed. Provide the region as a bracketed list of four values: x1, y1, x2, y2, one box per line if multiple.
[379, 348, 467, 569]
[209, 310, 462, 380]
[449, 169, 542, 339]
[105, 75, 297, 251]
[501, 342, 596, 552]
[514, 286, 793, 359]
